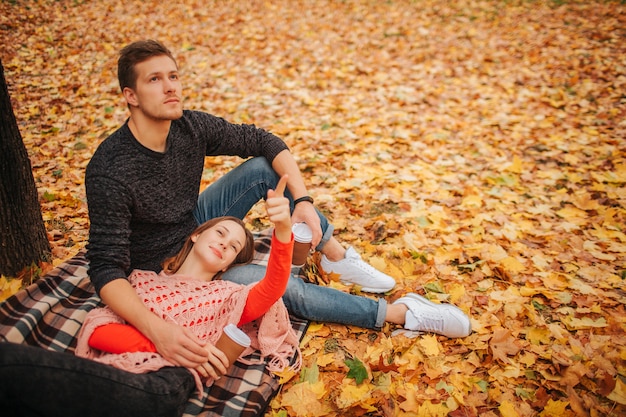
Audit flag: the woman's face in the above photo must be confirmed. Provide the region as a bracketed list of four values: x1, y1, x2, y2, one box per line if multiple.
[190, 220, 247, 274]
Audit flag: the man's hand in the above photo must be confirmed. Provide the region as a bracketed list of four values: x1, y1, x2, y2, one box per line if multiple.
[291, 202, 321, 247]
[150, 320, 210, 368]
[270, 150, 322, 248]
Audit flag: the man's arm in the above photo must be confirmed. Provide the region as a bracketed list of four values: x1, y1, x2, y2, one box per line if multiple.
[271, 149, 322, 247]
[99, 279, 210, 368]
[198, 112, 289, 162]
[194, 113, 320, 243]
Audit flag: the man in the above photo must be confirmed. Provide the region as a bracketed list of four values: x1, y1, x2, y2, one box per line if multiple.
[85, 39, 471, 370]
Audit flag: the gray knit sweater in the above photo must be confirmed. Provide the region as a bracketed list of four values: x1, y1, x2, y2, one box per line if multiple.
[85, 110, 288, 294]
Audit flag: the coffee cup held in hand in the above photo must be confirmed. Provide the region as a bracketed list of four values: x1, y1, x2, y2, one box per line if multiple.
[214, 324, 251, 375]
[291, 222, 313, 267]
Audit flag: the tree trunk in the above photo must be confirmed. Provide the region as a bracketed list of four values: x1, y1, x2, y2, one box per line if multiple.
[0, 58, 51, 277]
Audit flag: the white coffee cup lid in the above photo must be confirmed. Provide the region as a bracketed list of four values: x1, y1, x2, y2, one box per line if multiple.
[292, 222, 313, 243]
[223, 324, 251, 347]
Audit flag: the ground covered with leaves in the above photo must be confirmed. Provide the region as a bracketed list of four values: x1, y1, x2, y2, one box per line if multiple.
[1, 0, 625, 416]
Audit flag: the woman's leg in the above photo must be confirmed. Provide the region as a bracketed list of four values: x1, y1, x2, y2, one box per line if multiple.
[0, 343, 195, 417]
[221, 264, 387, 329]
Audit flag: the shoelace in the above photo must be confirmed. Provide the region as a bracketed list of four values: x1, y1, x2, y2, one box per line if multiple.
[344, 256, 381, 275]
[415, 311, 445, 333]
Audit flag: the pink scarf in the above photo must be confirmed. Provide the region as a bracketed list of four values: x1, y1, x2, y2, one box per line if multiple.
[76, 270, 301, 392]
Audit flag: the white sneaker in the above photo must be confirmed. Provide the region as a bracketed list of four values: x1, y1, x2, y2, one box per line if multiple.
[393, 293, 472, 338]
[320, 246, 396, 293]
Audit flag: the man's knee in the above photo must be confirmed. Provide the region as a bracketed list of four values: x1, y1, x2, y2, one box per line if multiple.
[243, 157, 272, 173]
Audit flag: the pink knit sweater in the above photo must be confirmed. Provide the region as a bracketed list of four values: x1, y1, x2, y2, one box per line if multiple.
[75, 270, 300, 392]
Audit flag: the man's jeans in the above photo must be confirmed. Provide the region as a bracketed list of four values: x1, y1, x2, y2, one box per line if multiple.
[194, 157, 386, 329]
[0, 343, 194, 417]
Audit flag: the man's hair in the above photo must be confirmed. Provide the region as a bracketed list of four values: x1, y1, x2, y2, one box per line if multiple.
[117, 40, 177, 92]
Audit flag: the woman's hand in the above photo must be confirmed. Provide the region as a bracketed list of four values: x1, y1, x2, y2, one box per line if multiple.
[266, 175, 292, 243]
[193, 343, 230, 380]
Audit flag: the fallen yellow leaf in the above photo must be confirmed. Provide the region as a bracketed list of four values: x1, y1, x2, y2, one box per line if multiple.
[419, 335, 442, 357]
[499, 400, 521, 417]
[280, 381, 330, 417]
[608, 377, 626, 405]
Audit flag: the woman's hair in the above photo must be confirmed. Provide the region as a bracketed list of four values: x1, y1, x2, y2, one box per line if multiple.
[117, 39, 177, 92]
[162, 216, 255, 276]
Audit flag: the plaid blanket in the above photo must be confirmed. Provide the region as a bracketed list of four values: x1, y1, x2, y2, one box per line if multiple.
[0, 230, 308, 417]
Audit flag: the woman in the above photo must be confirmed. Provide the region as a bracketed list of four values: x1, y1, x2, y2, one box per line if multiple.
[76, 176, 300, 393]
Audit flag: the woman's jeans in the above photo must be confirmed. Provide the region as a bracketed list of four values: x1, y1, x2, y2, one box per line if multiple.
[194, 157, 386, 329]
[0, 343, 195, 417]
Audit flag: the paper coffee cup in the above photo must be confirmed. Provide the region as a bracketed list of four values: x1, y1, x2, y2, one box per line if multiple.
[291, 223, 313, 267]
[215, 324, 251, 374]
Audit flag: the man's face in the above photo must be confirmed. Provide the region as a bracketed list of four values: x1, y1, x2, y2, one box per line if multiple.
[125, 55, 183, 120]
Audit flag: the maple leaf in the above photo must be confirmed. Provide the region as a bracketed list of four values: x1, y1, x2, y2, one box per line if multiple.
[397, 383, 421, 414]
[299, 363, 319, 384]
[274, 367, 299, 385]
[499, 400, 521, 417]
[416, 400, 451, 417]
[419, 334, 442, 357]
[0, 277, 23, 303]
[489, 329, 522, 364]
[335, 383, 377, 411]
[344, 357, 369, 385]
[538, 399, 573, 417]
[280, 381, 330, 417]
[369, 355, 399, 373]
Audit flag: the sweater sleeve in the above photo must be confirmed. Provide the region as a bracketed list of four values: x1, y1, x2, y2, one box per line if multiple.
[85, 173, 133, 294]
[88, 323, 157, 353]
[238, 232, 294, 326]
[186, 111, 289, 164]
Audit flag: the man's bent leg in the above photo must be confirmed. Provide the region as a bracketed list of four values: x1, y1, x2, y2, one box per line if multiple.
[194, 157, 279, 223]
[0, 343, 195, 417]
[222, 264, 386, 329]
[194, 157, 334, 248]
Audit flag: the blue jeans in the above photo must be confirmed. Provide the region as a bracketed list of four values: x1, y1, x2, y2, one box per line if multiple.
[194, 157, 386, 329]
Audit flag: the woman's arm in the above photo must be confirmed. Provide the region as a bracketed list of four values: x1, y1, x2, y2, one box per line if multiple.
[239, 174, 294, 324]
[89, 322, 156, 353]
[238, 233, 293, 325]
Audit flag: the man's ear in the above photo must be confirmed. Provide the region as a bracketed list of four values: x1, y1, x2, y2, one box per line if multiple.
[123, 87, 138, 107]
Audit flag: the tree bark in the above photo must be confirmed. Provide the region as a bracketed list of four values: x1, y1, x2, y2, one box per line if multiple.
[0, 58, 51, 277]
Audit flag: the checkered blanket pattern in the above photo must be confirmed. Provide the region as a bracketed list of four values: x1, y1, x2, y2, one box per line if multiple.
[0, 230, 308, 417]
